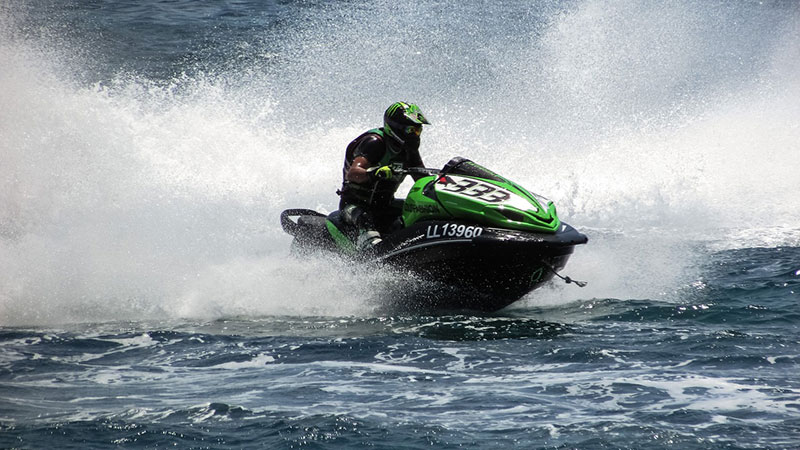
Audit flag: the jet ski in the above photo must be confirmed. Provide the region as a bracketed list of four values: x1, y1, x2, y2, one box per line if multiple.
[280, 157, 588, 311]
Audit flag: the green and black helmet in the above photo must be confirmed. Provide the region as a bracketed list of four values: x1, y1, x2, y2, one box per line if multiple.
[383, 102, 430, 148]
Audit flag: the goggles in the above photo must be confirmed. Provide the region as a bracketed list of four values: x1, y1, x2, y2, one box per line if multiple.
[404, 125, 423, 136]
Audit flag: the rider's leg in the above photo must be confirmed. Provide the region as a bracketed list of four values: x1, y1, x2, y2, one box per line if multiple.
[341, 203, 382, 250]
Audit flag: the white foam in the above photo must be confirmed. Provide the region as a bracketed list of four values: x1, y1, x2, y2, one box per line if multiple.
[212, 353, 276, 370]
[2, 2, 799, 325]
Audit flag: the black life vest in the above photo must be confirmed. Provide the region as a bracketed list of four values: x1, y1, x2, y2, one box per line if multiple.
[339, 128, 408, 206]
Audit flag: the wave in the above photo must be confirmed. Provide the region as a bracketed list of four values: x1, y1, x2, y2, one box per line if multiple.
[1, 1, 799, 325]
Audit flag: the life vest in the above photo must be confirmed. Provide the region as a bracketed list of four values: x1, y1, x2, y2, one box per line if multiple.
[340, 128, 407, 206]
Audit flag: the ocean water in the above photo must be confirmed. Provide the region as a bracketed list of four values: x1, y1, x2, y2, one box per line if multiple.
[2, 0, 800, 448]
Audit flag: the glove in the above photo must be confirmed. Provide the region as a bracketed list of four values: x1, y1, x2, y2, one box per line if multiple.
[373, 165, 393, 180]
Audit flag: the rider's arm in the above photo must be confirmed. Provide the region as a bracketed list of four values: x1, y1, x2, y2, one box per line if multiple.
[345, 135, 384, 184]
[345, 156, 373, 184]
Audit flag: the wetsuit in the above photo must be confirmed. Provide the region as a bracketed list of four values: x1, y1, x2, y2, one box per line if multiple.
[338, 128, 423, 239]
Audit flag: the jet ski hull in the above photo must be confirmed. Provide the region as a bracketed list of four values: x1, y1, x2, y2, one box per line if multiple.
[281, 210, 587, 311]
[375, 221, 585, 311]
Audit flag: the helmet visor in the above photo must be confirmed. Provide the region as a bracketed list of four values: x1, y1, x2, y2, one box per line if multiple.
[404, 124, 423, 137]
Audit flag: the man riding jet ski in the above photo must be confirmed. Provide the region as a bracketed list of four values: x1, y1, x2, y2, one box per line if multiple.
[280, 104, 588, 311]
[337, 101, 431, 251]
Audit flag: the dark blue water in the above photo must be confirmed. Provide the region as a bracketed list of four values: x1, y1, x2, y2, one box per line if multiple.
[2, 0, 800, 448]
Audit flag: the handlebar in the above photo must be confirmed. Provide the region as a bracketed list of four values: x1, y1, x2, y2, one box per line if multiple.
[366, 157, 471, 178]
[365, 165, 439, 177]
[403, 167, 439, 177]
[391, 157, 470, 178]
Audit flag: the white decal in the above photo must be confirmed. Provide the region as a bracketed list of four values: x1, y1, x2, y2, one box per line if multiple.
[437, 175, 540, 212]
[437, 176, 512, 204]
[425, 224, 484, 239]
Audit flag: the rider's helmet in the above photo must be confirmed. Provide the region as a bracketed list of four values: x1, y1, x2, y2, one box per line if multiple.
[383, 102, 430, 152]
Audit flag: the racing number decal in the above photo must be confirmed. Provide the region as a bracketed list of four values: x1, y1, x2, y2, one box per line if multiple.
[481, 189, 512, 203]
[439, 178, 511, 203]
[440, 179, 477, 193]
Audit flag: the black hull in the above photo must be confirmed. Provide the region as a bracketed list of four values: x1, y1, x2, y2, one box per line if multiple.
[280, 210, 588, 312]
[375, 223, 583, 311]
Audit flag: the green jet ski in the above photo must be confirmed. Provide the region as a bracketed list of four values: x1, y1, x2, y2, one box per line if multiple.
[280, 157, 588, 311]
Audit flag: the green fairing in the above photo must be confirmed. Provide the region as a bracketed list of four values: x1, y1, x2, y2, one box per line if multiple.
[401, 166, 561, 233]
[326, 220, 356, 254]
[401, 176, 442, 226]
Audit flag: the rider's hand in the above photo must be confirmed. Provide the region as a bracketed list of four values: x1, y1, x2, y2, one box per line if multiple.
[373, 165, 393, 181]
